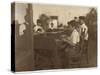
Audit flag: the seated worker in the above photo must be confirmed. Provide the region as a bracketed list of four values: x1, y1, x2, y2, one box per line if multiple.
[57, 20, 80, 68]
[59, 20, 80, 57]
[63, 20, 80, 46]
[34, 19, 44, 33]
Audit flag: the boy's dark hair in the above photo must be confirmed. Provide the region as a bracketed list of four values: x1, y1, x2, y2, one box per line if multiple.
[68, 20, 76, 27]
[74, 16, 78, 19]
[37, 19, 41, 24]
[79, 16, 85, 21]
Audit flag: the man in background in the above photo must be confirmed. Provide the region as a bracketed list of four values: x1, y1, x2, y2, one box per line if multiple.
[79, 16, 89, 63]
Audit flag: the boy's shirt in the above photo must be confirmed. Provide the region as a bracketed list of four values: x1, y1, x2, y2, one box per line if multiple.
[19, 23, 26, 36]
[70, 29, 80, 45]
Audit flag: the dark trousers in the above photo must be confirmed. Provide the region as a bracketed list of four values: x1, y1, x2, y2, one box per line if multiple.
[79, 38, 88, 64]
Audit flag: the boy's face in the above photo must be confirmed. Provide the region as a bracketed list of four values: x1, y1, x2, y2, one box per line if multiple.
[79, 19, 84, 25]
[75, 18, 79, 22]
[24, 15, 29, 23]
[72, 26, 75, 30]
[69, 25, 74, 31]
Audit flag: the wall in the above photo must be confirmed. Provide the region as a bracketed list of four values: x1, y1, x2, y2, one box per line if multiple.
[33, 4, 91, 26]
[15, 3, 27, 24]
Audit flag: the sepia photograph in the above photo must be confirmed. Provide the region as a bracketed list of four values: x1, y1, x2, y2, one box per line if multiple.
[11, 2, 97, 72]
